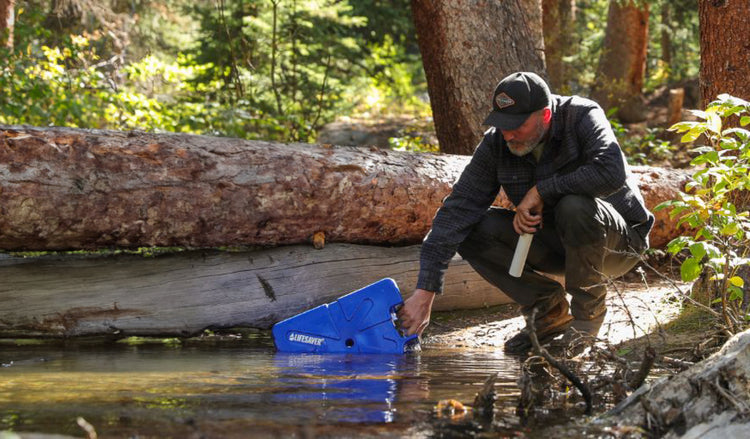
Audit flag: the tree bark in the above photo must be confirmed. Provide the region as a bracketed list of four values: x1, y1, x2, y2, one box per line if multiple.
[590, 0, 649, 123]
[0, 125, 688, 251]
[542, 0, 575, 93]
[699, 0, 750, 107]
[0, 0, 14, 49]
[604, 329, 750, 438]
[0, 125, 465, 251]
[0, 244, 511, 337]
[411, 0, 546, 155]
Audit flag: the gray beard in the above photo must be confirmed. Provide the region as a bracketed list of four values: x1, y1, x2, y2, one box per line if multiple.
[508, 142, 539, 157]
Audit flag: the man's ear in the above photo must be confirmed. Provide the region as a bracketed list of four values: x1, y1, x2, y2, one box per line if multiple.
[543, 107, 552, 125]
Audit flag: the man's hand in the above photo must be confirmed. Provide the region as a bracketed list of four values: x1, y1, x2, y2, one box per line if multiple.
[397, 289, 435, 336]
[513, 185, 544, 235]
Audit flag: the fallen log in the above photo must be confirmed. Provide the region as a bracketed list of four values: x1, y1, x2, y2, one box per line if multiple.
[1, 125, 689, 251]
[603, 329, 750, 438]
[0, 244, 511, 338]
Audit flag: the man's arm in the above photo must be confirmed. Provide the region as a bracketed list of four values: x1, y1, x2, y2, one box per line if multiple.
[536, 104, 627, 203]
[417, 130, 502, 294]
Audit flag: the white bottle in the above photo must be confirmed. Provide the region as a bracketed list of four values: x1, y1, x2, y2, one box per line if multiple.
[509, 233, 533, 278]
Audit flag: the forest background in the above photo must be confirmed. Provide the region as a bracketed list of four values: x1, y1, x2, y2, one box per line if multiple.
[0, 0, 701, 158]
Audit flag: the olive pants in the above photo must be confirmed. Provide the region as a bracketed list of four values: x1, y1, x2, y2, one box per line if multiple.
[457, 195, 647, 322]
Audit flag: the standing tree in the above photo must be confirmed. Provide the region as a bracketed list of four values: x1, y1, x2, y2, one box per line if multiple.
[699, 0, 750, 107]
[590, 0, 649, 123]
[542, 0, 575, 94]
[411, 0, 546, 155]
[0, 0, 14, 49]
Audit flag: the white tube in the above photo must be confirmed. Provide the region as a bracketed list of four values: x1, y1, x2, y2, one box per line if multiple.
[509, 233, 533, 278]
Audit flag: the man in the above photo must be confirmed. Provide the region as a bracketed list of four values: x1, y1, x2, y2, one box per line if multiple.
[397, 72, 654, 354]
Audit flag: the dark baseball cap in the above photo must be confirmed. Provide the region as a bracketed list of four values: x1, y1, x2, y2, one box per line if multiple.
[483, 72, 551, 130]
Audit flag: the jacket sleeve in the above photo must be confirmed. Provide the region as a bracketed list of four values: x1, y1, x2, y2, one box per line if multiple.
[536, 105, 627, 203]
[416, 131, 502, 293]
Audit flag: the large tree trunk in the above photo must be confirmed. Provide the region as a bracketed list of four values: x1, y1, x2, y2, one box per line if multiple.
[542, 0, 575, 93]
[0, 125, 466, 251]
[699, 0, 750, 107]
[0, 244, 511, 337]
[0, 0, 14, 49]
[411, 0, 546, 155]
[590, 0, 649, 123]
[0, 125, 688, 251]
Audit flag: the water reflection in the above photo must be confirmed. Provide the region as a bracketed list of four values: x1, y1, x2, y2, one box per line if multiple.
[272, 353, 407, 423]
[0, 341, 521, 437]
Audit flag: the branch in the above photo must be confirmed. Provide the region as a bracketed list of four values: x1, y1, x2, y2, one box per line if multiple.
[526, 309, 593, 414]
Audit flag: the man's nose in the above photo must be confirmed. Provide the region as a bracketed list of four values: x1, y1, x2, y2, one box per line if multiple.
[501, 129, 515, 141]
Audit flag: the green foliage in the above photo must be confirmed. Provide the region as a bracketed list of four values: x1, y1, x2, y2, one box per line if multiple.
[614, 124, 674, 165]
[656, 95, 750, 332]
[567, 1, 699, 97]
[2, 0, 422, 144]
[645, 0, 700, 90]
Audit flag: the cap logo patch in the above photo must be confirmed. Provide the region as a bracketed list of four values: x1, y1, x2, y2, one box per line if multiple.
[494, 92, 515, 109]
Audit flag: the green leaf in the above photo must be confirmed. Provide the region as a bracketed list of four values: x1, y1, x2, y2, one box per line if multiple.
[667, 236, 691, 255]
[689, 242, 707, 260]
[721, 223, 739, 236]
[728, 285, 744, 302]
[706, 111, 722, 134]
[741, 116, 750, 127]
[654, 200, 674, 211]
[682, 127, 704, 143]
[730, 276, 745, 287]
[680, 257, 702, 282]
[669, 121, 698, 133]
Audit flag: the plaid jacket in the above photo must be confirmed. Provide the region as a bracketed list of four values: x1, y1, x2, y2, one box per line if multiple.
[417, 94, 655, 293]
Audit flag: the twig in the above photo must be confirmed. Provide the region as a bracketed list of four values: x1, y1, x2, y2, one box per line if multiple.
[709, 376, 750, 414]
[658, 356, 694, 371]
[628, 347, 657, 390]
[639, 256, 722, 318]
[526, 309, 593, 414]
[606, 274, 646, 342]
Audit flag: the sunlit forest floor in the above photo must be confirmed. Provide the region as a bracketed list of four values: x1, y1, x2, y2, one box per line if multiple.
[423, 255, 712, 364]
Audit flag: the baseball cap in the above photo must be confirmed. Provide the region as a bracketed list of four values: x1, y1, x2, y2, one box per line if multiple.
[483, 72, 551, 130]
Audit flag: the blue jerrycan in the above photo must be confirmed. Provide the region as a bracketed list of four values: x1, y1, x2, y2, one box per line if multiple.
[272, 278, 419, 354]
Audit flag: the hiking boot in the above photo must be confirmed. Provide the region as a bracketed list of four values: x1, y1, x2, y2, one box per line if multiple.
[546, 311, 606, 357]
[504, 301, 574, 355]
[547, 326, 597, 357]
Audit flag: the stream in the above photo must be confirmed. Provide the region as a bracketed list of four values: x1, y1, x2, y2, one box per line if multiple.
[0, 333, 566, 438]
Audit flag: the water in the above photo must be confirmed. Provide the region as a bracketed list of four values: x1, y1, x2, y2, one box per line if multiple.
[0, 335, 527, 438]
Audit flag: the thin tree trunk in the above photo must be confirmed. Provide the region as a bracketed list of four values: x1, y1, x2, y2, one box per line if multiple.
[590, 0, 649, 123]
[0, 0, 14, 50]
[542, 0, 575, 93]
[699, 0, 750, 108]
[411, 0, 546, 155]
[660, 3, 672, 70]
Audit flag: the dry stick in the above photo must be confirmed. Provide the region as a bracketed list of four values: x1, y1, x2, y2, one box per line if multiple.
[709, 376, 750, 414]
[526, 309, 593, 414]
[605, 273, 646, 342]
[628, 346, 657, 390]
[659, 356, 694, 371]
[638, 255, 722, 318]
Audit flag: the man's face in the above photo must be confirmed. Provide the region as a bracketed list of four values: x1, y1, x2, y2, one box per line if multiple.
[500, 109, 549, 157]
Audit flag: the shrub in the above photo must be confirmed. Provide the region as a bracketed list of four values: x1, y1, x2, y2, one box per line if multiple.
[656, 94, 750, 333]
